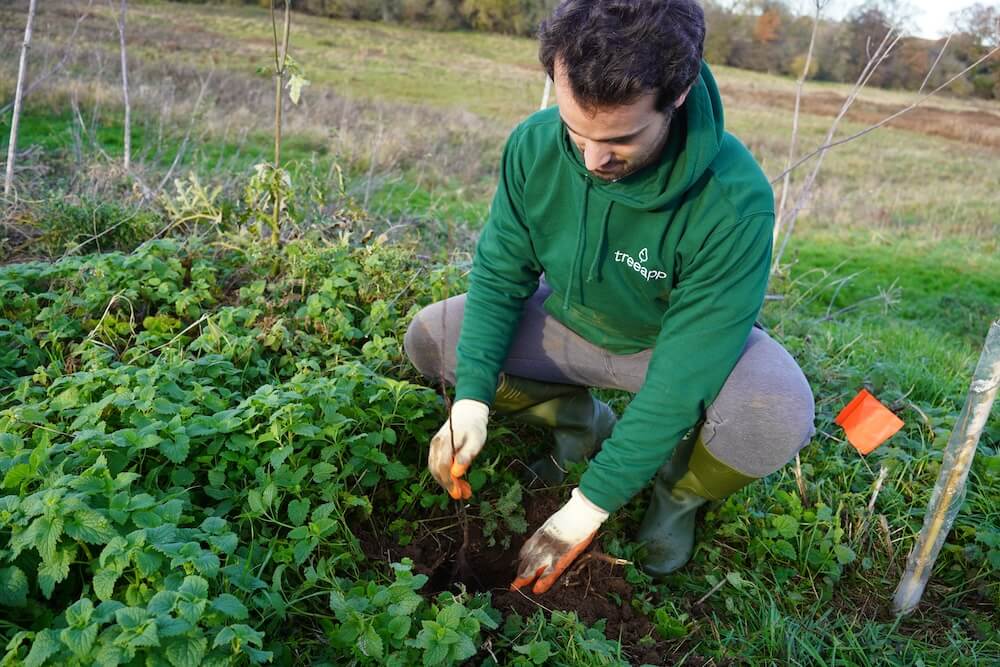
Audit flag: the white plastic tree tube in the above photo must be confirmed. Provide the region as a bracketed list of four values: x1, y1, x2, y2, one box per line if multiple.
[893, 319, 1000, 615]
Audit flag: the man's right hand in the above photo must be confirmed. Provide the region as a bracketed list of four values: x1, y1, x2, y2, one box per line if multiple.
[428, 399, 489, 499]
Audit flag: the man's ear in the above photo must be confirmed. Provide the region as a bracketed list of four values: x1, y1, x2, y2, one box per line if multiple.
[673, 83, 694, 109]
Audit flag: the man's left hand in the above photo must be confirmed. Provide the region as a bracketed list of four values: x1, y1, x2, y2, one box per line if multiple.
[511, 488, 608, 594]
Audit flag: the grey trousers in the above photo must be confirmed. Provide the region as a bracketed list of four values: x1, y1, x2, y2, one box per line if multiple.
[404, 282, 815, 479]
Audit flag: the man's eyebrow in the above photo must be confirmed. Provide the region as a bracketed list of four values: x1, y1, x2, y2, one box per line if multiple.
[561, 118, 647, 143]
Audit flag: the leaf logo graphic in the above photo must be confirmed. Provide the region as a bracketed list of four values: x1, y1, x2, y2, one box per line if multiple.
[638, 248, 648, 263]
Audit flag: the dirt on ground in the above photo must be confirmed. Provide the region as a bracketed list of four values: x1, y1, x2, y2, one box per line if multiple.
[361, 487, 697, 667]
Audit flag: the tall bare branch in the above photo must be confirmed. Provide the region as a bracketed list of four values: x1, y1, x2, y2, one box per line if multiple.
[774, 0, 827, 251]
[770, 25, 904, 272]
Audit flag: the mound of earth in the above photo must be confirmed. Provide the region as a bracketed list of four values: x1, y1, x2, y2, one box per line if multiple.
[362, 486, 696, 666]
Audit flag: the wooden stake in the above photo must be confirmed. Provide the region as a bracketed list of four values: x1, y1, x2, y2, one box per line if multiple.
[113, 0, 131, 172]
[893, 320, 1000, 615]
[4, 0, 38, 199]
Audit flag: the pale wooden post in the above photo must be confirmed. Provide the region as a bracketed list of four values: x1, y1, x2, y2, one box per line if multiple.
[893, 320, 1000, 614]
[4, 0, 38, 198]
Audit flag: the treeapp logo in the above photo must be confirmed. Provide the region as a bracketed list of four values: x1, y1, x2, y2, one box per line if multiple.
[614, 247, 667, 281]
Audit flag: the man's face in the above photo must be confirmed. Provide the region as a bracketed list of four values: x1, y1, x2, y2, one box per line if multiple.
[554, 60, 687, 182]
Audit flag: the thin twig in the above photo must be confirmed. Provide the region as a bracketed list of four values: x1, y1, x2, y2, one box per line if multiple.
[771, 27, 904, 271]
[513, 586, 555, 613]
[774, 0, 825, 249]
[146, 70, 214, 202]
[695, 577, 727, 606]
[131, 313, 210, 361]
[867, 465, 888, 514]
[0, 0, 95, 118]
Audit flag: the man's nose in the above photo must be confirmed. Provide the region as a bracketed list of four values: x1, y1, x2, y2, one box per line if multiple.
[583, 143, 614, 171]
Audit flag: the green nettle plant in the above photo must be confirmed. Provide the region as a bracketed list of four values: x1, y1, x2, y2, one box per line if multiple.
[0, 232, 514, 665]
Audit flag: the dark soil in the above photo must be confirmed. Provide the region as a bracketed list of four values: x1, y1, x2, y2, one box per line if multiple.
[361, 487, 696, 667]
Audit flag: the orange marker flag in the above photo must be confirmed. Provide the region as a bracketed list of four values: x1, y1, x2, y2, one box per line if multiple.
[835, 389, 904, 455]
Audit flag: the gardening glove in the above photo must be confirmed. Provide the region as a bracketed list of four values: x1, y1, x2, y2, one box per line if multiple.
[511, 488, 609, 594]
[428, 399, 489, 500]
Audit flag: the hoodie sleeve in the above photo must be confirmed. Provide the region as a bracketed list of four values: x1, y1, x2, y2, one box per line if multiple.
[454, 127, 542, 406]
[579, 213, 774, 513]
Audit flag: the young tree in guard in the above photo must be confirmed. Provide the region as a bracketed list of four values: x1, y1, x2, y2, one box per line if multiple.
[4, 0, 38, 199]
[893, 319, 1000, 615]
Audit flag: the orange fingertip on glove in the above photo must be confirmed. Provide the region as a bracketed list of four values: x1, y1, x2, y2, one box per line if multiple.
[448, 460, 472, 500]
[510, 532, 595, 594]
[835, 388, 904, 455]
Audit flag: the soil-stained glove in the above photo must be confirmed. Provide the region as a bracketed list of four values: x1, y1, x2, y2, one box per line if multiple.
[428, 399, 489, 500]
[511, 488, 609, 594]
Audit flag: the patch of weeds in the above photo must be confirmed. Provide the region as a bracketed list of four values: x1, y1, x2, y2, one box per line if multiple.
[479, 480, 528, 549]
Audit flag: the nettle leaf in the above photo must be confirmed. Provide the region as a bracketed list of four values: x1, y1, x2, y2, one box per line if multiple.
[387, 615, 411, 640]
[93, 567, 121, 602]
[287, 499, 310, 526]
[193, 550, 221, 576]
[179, 576, 209, 600]
[158, 616, 194, 638]
[38, 545, 76, 598]
[200, 517, 228, 535]
[33, 514, 65, 562]
[207, 532, 238, 555]
[437, 604, 466, 630]
[211, 594, 248, 620]
[293, 537, 318, 565]
[772, 539, 797, 561]
[25, 629, 61, 667]
[269, 445, 294, 469]
[358, 624, 384, 660]
[771, 515, 800, 540]
[115, 606, 148, 630]
[148, 590, 178, 615]
[3, 463, 33, 489]
[59, 623, 98, 658]
[66, 510, 117, 544]
[383, 461, 410, 481]
[177, 597, 208, 625]
[160, 438, 190, 464]
[423, 641, 449, 666]
[65, 597, 95, 627]
[0, 566, 29, 607]
[834, 544, 857, 565]
[165, 635, 207, 667]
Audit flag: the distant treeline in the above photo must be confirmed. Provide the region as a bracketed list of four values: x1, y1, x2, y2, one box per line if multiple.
[186, 1, 1000, 99]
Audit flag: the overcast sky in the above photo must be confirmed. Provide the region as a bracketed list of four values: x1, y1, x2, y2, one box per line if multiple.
[805, 1, 987, 39]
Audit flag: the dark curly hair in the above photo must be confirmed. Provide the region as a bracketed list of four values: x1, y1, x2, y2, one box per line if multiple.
[539, 0, 706, 113]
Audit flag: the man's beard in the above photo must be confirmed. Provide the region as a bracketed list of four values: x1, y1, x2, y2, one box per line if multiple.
[593, 110, 674, 183]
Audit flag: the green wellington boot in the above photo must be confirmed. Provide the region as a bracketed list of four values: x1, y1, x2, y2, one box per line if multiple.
[637, 435, 758, 576]
[493, 373, 617, 484]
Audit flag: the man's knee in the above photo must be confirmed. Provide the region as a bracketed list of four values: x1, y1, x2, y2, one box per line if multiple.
[403, 304, 442, 379]
[700, 331, 815, 478]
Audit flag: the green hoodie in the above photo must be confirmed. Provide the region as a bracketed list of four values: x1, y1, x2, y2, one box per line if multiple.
[454, 62, 774, 513]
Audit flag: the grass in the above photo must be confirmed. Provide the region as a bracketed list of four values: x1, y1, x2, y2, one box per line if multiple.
[2, 1, 998, 664]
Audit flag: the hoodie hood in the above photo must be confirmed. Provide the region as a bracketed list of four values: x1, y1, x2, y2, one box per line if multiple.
[555, 61, 725, 213]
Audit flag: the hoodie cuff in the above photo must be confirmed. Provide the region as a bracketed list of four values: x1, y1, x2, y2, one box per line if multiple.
[454, 374, 497, 408]
[578, 474, 625, 514]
